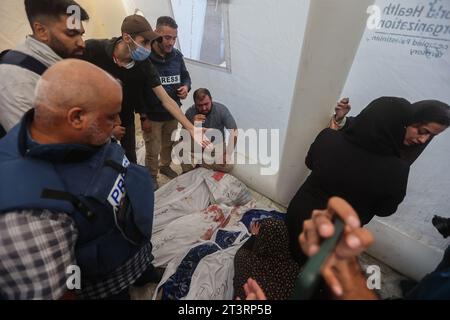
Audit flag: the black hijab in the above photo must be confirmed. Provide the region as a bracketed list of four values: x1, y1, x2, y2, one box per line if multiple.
[344, 97, 412, 158]
[344, 97, 450, 164]
[400, 100, 450, 164]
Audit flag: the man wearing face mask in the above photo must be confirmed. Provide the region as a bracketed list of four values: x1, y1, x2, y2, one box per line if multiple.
[82, 14, 206, 164]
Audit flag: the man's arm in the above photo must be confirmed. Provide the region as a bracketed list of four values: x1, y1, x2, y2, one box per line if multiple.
[177, 58, 191, 100]
[152, 85, 210, 148]
[0, 210, 78, 300]
[152, 85, 194, 130]
[0, 77, 38, 131]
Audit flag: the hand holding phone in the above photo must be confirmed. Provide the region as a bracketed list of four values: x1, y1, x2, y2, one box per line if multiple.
[292, 197, 374, 300]
[292, 218, 345, 300]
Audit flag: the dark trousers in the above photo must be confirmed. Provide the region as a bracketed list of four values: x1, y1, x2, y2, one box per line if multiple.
[101, 288, 131, 300]
[120, 109, 137, 164]
[0, 124, 6, 140]
[100, 264, 162, 300]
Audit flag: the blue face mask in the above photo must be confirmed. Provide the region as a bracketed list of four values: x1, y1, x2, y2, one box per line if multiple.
[128, 37, 151, 61]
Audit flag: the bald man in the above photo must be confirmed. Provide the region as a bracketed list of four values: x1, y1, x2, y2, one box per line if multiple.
[0, 60, 156, 300]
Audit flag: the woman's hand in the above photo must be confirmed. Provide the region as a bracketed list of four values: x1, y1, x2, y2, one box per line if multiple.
[250, 221, 261, 236]
[335, 98, 351, 122]
[299, 197, 376, 299]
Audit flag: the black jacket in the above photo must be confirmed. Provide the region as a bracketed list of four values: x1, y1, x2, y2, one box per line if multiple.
[82, 38, 161, 125]
[143, 49, 191, 122]
[287, 97, 414, 263]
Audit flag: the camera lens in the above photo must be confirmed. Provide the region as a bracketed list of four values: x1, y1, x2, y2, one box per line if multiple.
[432, 215, 450, 239]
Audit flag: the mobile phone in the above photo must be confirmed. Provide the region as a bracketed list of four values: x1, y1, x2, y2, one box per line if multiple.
[291, 218, 345, 300]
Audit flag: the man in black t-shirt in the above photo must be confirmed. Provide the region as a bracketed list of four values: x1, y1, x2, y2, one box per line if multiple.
[83, 14, 203, 165]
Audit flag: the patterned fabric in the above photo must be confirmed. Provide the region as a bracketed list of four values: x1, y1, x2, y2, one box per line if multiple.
[161, 243, 220, 300]
[78, 241, 153, 300]
[161, 230, 242, 300]
[215, 230, 242, 249]
[0, 210, 154, 300]
[233, 219, 300, 300]
[0, 210, 77, 300]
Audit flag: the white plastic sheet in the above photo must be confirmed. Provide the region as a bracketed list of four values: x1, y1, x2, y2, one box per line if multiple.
[153, 223, 249, 300]
[152, 201, 254, 268]
[152, 168, 253, 234]
[151, 168, 253, 266]
[153, 168, 211, 234]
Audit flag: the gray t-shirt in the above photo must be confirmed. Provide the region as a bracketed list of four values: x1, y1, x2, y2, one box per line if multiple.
[185, 102, 237, 144]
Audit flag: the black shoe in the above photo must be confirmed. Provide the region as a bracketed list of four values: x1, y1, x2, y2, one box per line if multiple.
[181, 164, 195, 174]
[134, 265, 165, 287]
[152, 175, 159, 190]
[400, 279, 418, 296]
[160, 166, 178, 179]
[101, 288, 131, 300]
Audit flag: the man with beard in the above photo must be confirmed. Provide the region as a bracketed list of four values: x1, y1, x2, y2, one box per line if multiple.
[82, 14, 209, 165]
[181, 88, 238, 173]
[0, 0, 91, 135]
[0, 59, 157, 300]
[140, 16, 192, 183]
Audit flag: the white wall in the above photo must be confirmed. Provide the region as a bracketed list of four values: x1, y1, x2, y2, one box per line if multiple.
[170, 0, 207, 61]
[132, 0, 309, 146]
[0, 0, 31, 51]
[128, 0, 312, 199]
[276, 0, 374, 206]
[0, 0, 129, 51]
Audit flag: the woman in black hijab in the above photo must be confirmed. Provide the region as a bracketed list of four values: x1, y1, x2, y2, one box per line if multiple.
[286, 97, 450, 263]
